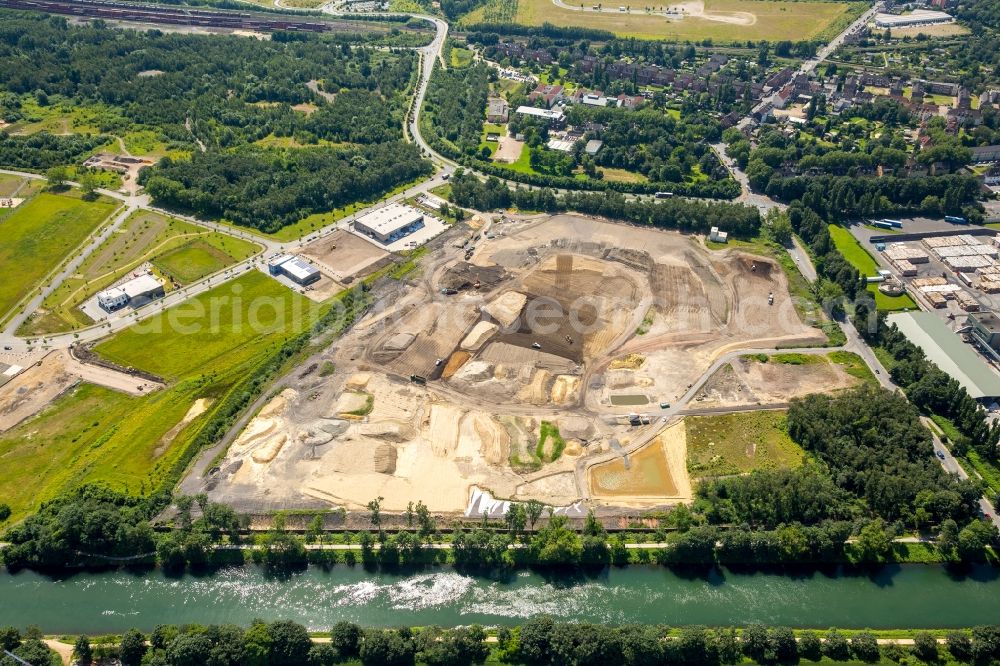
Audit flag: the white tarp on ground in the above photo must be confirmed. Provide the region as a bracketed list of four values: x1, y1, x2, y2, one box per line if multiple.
[464, 486, 585, 518]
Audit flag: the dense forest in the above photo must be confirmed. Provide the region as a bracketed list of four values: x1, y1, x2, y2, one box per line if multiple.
[0, 13, 418, 150]
[0, 132, 111, 170]
[141, 144, 431, 232]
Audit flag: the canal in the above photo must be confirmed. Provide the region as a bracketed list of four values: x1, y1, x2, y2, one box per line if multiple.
[3, 564, 999, 634]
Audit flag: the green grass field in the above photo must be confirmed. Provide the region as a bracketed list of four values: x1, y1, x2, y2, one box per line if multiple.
[828, 224, 917, 312]
[151, 239, 249, 284]
[0, 272, 322, 523]
[686, 410, 805, 477]
[95, 271, 317, 380]
[827, 350, 877, 383]
[0, 190, 119, 326]
[467, 0, 863, 42]
[19, 210, 259, 335]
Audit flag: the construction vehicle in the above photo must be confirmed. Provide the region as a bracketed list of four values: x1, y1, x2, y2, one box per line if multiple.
[768, 292, 774, 306]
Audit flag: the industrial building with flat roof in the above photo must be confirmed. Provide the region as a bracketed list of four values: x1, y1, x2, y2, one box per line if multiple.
[515, 106, 565, 124]
[967, 311, 1000, 357]
[354, 204, 425, 245]
[874, 9, 953, 28]
[888, 311, 1000, 400]
[267, 254, 321, 286]
[97, 273, 165, 311]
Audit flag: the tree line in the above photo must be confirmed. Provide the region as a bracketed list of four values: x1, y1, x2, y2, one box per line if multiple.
[9, 619, 1000, 666]
[141, 144, 431, 233]
[787, 202, 1000, 467]
[447, 171, 757, 236]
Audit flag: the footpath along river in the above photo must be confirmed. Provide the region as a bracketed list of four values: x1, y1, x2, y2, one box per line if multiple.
[3, 563, 1000, 633]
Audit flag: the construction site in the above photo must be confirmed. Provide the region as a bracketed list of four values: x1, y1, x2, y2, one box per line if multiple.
[197, 213, 828, 515]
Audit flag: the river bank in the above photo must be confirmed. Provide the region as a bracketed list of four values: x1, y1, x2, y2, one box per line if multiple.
[3, 563, 1000, 634]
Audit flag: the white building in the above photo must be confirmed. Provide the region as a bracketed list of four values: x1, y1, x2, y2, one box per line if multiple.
[354, 203, 425, 244]
[874, 10, 953, 28]
[268, 254, 321, 285]
[709, 226, 728, 243]
[515, 106, 565, 124]
[97, 273, 165, 311]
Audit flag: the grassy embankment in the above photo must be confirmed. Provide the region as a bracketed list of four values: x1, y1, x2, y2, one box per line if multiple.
[0, 189, 120, 329]
[0, 271, 321, 523]
[19, 210, 260, 335]
[827, 224, 917, 312]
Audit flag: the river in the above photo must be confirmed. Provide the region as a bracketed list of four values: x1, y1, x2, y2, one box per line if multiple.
[3, 564, 999, 634]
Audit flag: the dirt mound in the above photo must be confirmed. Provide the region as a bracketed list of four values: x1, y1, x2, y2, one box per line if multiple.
[372, 443, 397, 473]
[563, 439, 583, 457]
[441, 351, 471, 379]
[517, 369, 552, 404]
[739, 255, 774, 277]
[471, 413, 511, 465]
[483, 291, 527, 328]
[453, 359, 494, 382]
[332, 391, 370, 417]
[251, 434, 287, 463]
[441, 262, 508, 291]
[610, 354, 645, 370]
[460, 321, 498, 351]
[550, 375, 580, 404]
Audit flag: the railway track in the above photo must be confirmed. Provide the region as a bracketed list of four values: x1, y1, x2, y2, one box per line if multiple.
[0, 0, 368, 33]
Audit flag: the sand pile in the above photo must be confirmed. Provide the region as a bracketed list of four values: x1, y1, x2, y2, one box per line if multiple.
[441, 351, 471, 379]
[252, 434, 287, 463]
[332, 391, 370, 417]
[227, 389, 298, 465]
[454, 360, 494, 382]
[517, 369, 552, 404]
[482, 291, 527, 328]
[383, 333, 415, 352]
[550, 375, 580, 404]
[461, 321, 499, 351]
[558, 415, 594, 440]
[345, 373, 371, 390]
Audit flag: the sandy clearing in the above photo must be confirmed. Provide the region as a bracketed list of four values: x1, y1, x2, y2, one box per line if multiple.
[492, 135, 524, 164]
[427, 403, 464, 457]
[61, 349, 163, 395]
[155, 397, 212, 457]
[0, 353, 78, 432]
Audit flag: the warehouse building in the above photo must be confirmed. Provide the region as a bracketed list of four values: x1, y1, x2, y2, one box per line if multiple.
[267, 254, 321, 286]
[97, 273, 165, 312]
[354, 204, 425, 245]
[874, 9, 953, 28]
[888, 311, 1000, 400]
[967, 311, 1000, 357]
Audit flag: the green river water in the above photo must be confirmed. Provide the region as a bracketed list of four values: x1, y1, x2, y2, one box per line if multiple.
[3, 564, 1000, 633]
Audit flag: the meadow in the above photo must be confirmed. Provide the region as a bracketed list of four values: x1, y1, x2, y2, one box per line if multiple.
[94, 271, 317, 380]
[828, 224, 918, 312]
[0, 190, 119, 326]
[686, 410, 805, 477]
[466, 0, 864, 42]
[21, 210, 260, 335]
[0, 272, 320, 522]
